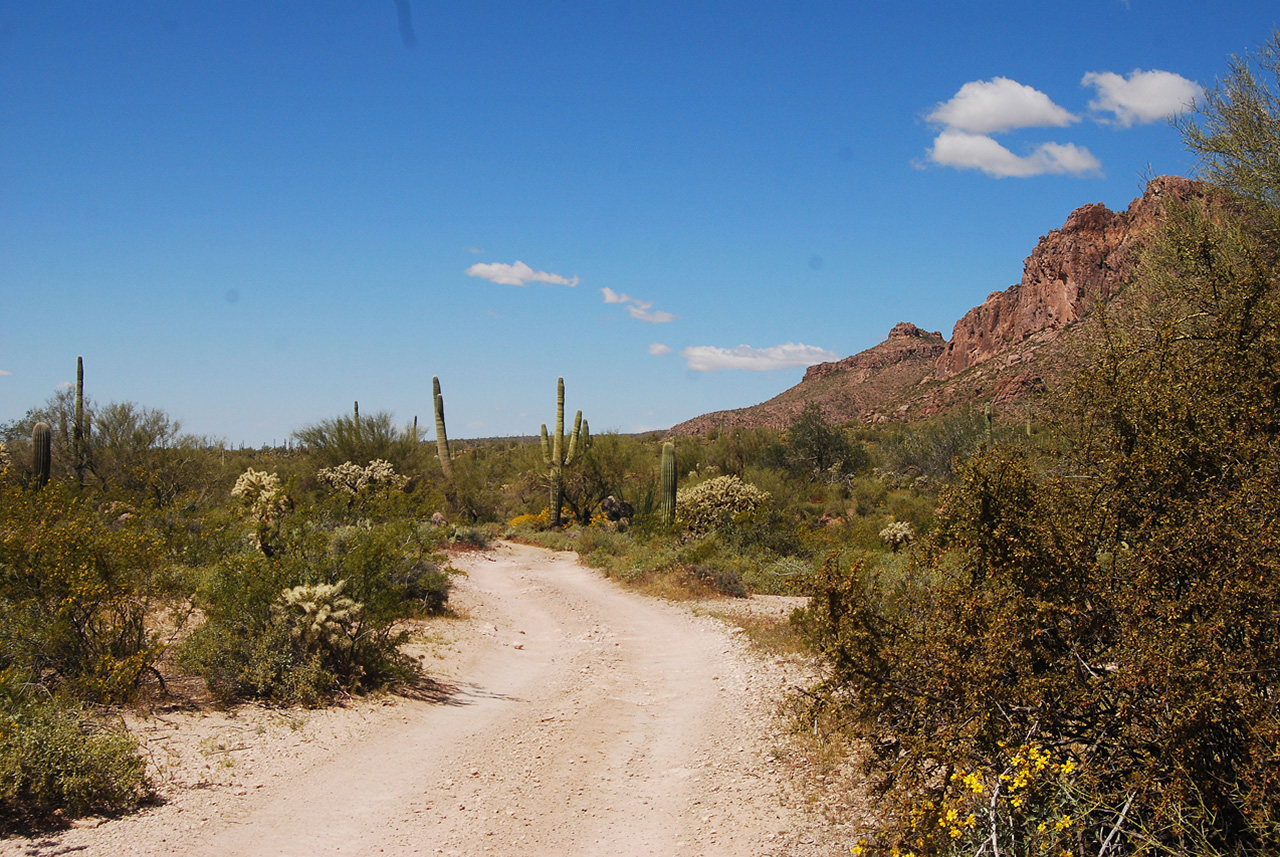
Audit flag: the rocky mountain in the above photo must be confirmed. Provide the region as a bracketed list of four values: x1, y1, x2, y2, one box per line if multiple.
[669, 176, 1204, 437]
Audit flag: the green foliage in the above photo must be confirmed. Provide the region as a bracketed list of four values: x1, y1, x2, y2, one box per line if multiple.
[1178, 30, 1280, 230]
[179, 513, 451, 705]
[292, 408, 419, 472]
[0, 692, 151, 833]
[878, 407, 989, 483]
[89, 401, 208, 505]
[0, 483, 164, 703]
[784, 402, 869, 482]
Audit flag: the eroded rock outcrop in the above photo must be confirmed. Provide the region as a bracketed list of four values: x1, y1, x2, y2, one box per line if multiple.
[936, 175, 1200, 378]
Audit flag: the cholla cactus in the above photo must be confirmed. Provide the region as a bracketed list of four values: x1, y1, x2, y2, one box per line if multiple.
[317, 459, 408, 498]
[316, 461, 367, 496]
[273, 580, 363, 652]
[0, 441, 9, 475]
[232, 468, 290, 554]
[675, 475, 770, 537]
[879, 520, 916, 552]
[362, 458, 408, 490]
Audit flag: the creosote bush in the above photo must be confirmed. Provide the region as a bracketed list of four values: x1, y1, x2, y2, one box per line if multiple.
[0, 692, 152, 833]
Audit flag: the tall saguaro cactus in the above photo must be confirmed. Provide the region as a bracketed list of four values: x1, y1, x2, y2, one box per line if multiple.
[660, 441, 677, 527]
[433, 376, 454, 482]
[33, 422, 52, 488]
[540, 377, 589, 528]
[73, 356, 87, 485]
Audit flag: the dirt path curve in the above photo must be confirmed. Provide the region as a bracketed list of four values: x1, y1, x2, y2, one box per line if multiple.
[7, 542, 844, 856]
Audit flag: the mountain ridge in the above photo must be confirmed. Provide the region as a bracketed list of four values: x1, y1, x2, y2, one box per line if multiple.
[669, 175, 1206, 437]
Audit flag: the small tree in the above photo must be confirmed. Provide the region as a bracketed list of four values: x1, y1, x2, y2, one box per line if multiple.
[784, 402, 866, 482]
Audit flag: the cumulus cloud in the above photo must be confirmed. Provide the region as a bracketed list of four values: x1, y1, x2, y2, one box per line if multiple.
[601, 287, 677, 323]
[648, 343, 673, 356]
[1082, 69, 1202, 127]
[923, 76, 1103, 178]
[680, 343, 839, 372]
[927, 77, 1078, 134]
[929, 130, 1102, 178]
[465, 261, 578, 287]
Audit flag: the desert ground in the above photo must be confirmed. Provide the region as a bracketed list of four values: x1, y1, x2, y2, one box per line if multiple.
[4, 542, 859, 856]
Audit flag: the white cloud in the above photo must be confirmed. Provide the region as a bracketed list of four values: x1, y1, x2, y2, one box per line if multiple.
[464, 246, 483, 254]
[628, 306, 677, 324]
[56, 381, 73, 389]
[602, 287, 677, 323]
[681, 343, 839, 372]
[648, 343, 673, 356]
[927, 77, 1078, 134]
[929, 130, 1101, 178]
[465, 260, 579, 287]
[0, 369, 11, 376]
[1082, 69, 1202, 127]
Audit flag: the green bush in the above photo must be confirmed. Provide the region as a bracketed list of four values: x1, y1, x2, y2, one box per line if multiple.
[0, 693, 151, 832]
[179, 514, 450, 705]
[0, 483, 164, 703]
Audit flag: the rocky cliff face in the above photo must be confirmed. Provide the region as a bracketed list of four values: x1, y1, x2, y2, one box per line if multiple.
[936, 175, 1199, 378]
[667, 176, 1207, 437]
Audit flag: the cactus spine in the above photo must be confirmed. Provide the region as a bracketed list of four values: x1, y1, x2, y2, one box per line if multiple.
[33, 422, 52, 488]
[660, 441, 677, 527]
[540, 377, 589, 528]
[433, 376, 453, 482]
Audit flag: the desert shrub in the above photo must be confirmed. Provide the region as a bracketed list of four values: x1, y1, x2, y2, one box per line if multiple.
[687, 563, 748, 598]
[878, 407, 988, 483]
[0, 692, 151, 833]
[292, 409, 420, 472]
[783, 402, 870, 482]
[676, 474, 770, 538]
[180, 514, 448, 704]
[0, 483, 164, 703]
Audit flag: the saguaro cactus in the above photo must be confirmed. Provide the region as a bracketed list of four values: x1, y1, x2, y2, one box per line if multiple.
[73, 356, 87, 485]
[33, 422, 52, 488]
[660, 441, 677, 527]
[433, 376, 453, 482]
[540, 377, 589, 528]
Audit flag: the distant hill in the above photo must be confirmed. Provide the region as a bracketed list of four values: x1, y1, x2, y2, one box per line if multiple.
[669, 175, 1207, 437]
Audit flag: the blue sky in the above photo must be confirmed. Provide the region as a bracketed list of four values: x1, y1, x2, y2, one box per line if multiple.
[2, 2, 1277, 444]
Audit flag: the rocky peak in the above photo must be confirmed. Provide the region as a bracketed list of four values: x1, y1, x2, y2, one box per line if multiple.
[803, 322, 944, 382]
[935, 175, 1201, 379]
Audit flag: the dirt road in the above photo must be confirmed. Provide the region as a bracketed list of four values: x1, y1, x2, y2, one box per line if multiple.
[8, 542, 844, 856]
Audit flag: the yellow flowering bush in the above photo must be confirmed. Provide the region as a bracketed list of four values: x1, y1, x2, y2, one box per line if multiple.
[0, 482, 164, 703]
